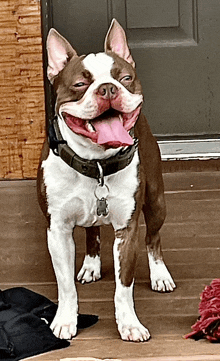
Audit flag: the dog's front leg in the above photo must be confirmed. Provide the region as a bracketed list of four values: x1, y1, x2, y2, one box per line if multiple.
[113, 224, 150, 342]
[47, 224, 77, 340]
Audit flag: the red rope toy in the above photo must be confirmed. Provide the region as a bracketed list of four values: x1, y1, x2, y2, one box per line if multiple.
[185, 279, 220, 342]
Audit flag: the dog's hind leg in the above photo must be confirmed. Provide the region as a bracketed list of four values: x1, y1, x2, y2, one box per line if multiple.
[77, 226, 101, 284]
[143, 186, 176, 292]
[135, 114, 175, 292]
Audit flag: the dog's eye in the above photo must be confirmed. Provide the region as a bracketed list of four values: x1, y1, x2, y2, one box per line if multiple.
[120, 75, 133, 84]
[73, 82, 87, 88]
[122, 75, 132, 81]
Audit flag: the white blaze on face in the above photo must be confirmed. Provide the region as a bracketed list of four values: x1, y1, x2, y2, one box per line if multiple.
[83, 53, 114, 80]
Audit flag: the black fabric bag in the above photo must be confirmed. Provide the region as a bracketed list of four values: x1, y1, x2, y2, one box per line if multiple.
[0, 287, 98, 361]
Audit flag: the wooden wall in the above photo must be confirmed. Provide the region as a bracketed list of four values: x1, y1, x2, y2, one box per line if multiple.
[0, 0, 45, 179]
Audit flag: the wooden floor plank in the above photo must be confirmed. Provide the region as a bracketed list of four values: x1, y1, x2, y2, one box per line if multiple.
[26, 336, 220, 361]
[76, 279, 210, 302]
[78, 298, 199, 319]
[163, 171, 220, 191]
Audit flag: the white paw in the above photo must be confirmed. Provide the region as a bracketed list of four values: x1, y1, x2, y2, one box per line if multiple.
[115, 299, 150, 342]
[118, 322, 150, 342]
[77, 255, 101, 284]
[50, 307, 77, 339]
[148, 254, 176, 292]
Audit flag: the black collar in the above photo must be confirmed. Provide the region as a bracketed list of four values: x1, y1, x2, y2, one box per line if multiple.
[48, 116, 138, 180]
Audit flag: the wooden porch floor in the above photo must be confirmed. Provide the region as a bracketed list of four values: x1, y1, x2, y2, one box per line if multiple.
[1, 170, 220, 360]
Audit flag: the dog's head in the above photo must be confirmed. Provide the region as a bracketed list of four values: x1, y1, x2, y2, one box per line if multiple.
[47, 19, 143, 149]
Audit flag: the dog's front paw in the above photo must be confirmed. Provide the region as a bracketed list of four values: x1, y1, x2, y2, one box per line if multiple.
[118, 323, 150, 342]
[148, 255, 176, 292]
[77, 255, 101, 284]
[115, 303, 150, 342]
[50, 308, 77, 340]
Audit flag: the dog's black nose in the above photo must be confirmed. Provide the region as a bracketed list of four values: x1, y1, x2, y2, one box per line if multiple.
[97, 83, 118, 100]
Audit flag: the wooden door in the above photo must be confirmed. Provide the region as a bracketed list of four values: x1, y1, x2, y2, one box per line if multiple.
[41, 0, 220, 156]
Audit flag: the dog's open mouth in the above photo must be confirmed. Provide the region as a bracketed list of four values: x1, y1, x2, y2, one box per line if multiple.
[62, 106, 141, 148]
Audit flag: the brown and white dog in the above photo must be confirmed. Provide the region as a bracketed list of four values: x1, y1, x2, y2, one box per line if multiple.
[37, 19, 176, 342]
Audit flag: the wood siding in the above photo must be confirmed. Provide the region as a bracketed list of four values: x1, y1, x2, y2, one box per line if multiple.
[0, 0, 45, 179]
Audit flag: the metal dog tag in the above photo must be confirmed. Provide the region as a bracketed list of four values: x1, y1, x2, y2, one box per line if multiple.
[94, 181, 109, 217]
[97, 197, 109, 217]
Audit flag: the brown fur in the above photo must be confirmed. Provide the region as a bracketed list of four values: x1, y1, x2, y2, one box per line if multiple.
[85, 226, 100, 257]
[37, 139, 50, 226]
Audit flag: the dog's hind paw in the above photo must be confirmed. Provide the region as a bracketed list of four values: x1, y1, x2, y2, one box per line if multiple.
[77, 255, 101, 284]
[148, 254, 176, 292]
[151, 276, 176, 292]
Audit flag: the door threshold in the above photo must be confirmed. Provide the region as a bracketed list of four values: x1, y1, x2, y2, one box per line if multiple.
[158, 139, 220, 161]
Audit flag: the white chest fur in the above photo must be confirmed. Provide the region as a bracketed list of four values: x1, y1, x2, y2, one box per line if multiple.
[42, 150, 140, 231]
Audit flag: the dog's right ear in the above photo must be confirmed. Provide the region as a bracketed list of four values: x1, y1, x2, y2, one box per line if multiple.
[46, 28, 78, 83]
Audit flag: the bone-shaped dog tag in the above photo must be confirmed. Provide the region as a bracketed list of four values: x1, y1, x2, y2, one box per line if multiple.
[97, 197, 109, 217]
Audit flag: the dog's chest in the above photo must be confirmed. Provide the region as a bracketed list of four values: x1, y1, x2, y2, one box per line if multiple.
[42, 151, 140, 230]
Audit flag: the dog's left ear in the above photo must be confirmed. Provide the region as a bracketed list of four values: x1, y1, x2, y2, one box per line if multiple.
[104, 19, 135, 68]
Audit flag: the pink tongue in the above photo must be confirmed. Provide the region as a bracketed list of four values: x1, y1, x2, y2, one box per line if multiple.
[92, 117, 133, 147]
